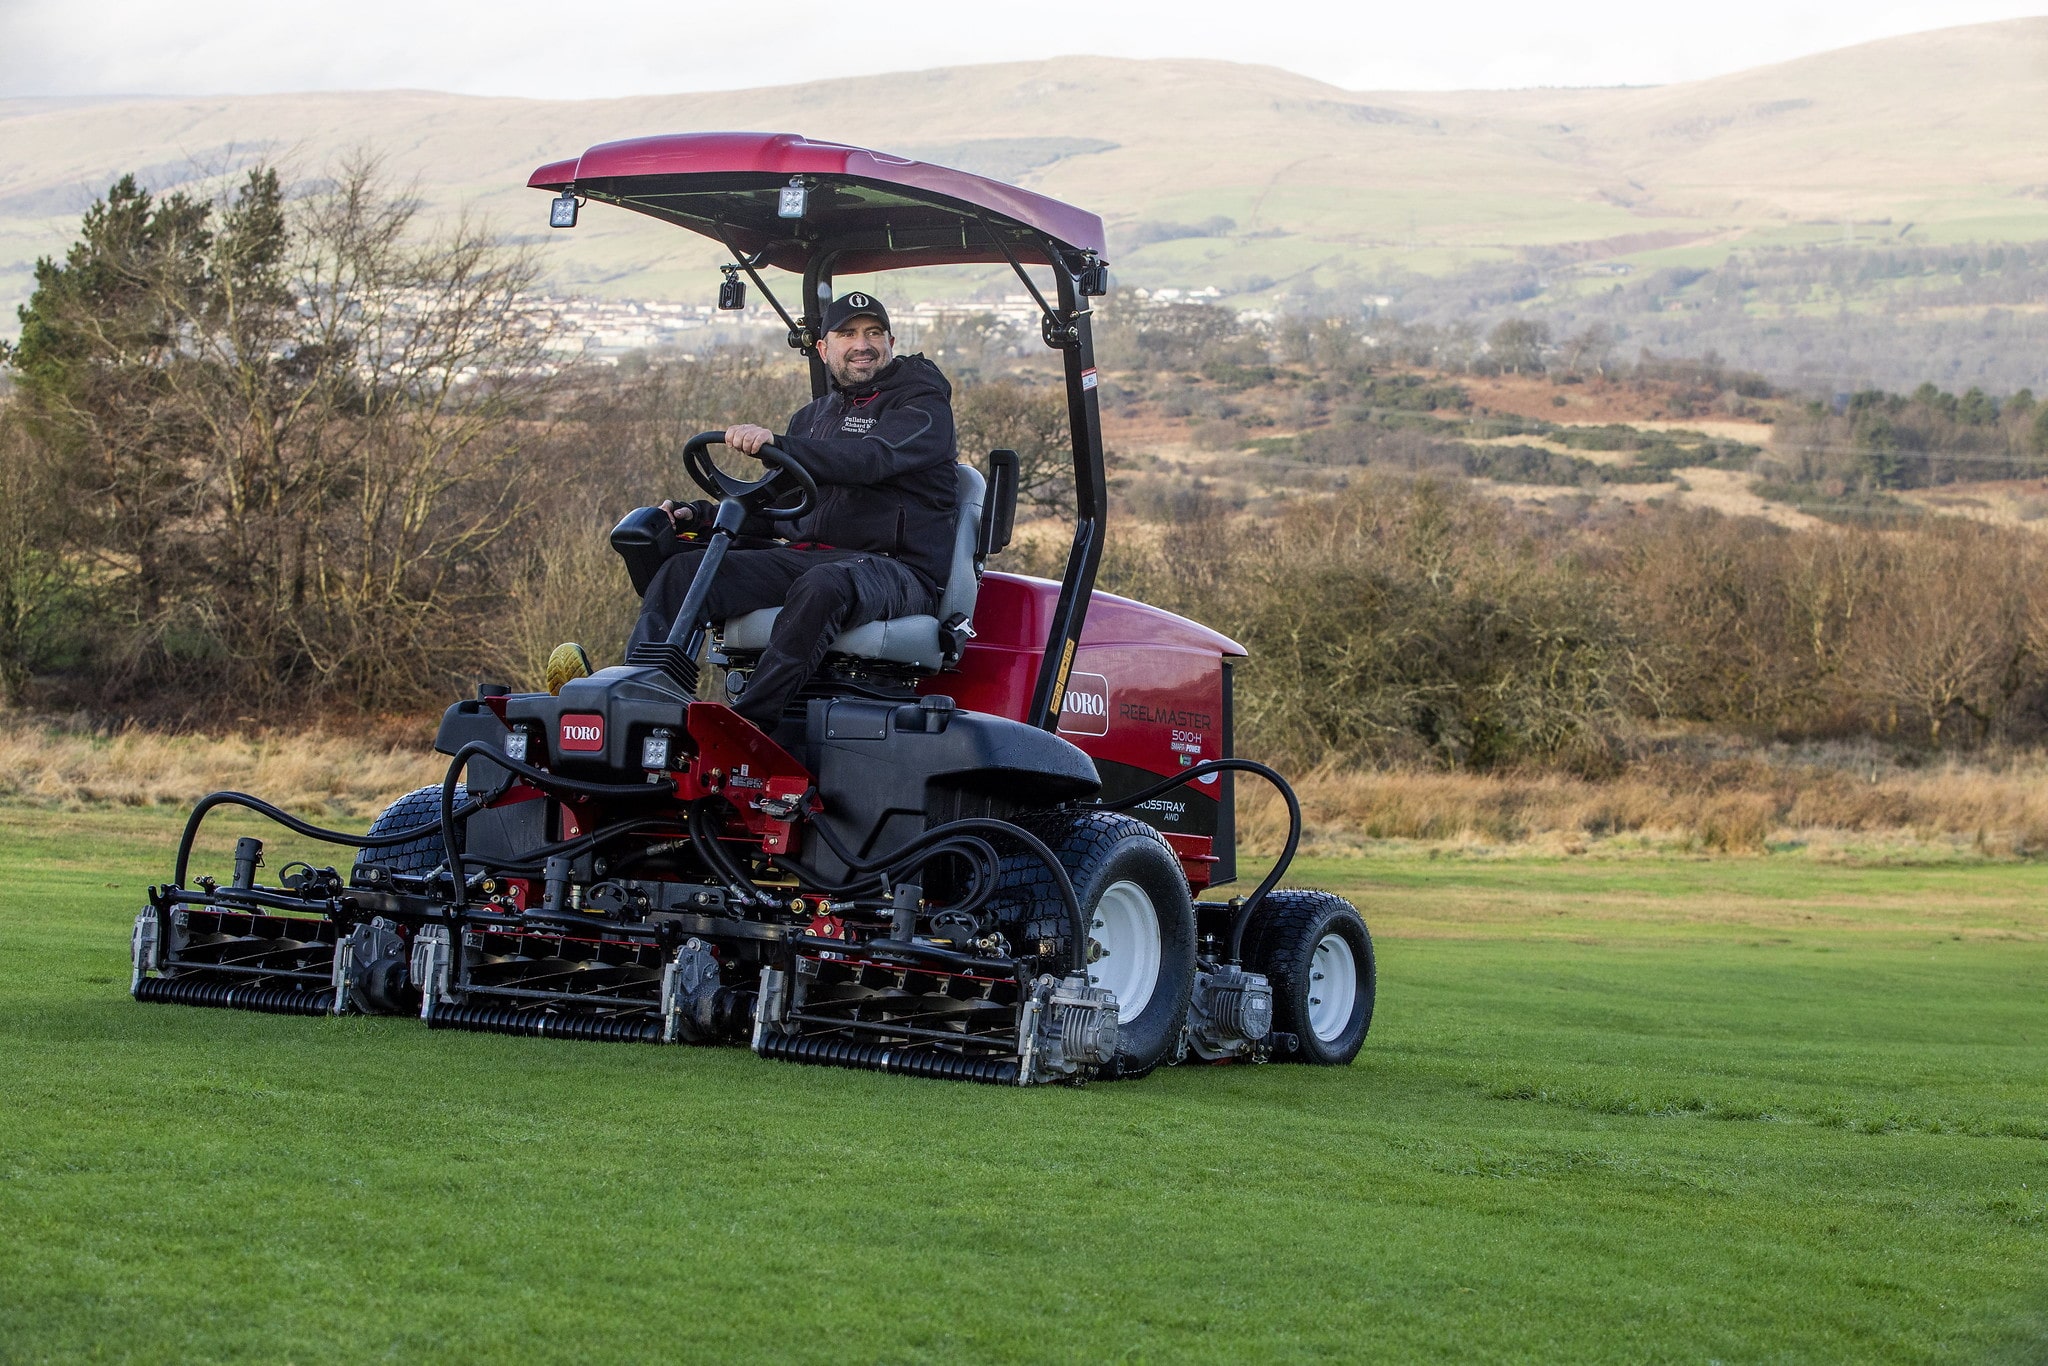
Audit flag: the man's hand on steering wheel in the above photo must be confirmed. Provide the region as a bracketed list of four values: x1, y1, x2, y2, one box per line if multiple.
[681, 430, 819, 523]
[725, 424, 776, 456]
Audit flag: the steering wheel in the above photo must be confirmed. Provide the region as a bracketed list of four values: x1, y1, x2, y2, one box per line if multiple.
[682, 431, 819, 522]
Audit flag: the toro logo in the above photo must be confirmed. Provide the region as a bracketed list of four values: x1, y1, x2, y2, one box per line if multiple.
[1056, 672, 1111, 737]
[559, 713, 605, 753]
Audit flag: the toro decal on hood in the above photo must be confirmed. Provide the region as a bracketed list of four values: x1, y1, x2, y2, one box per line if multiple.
[559, 713, 605, 753]
[1056, 672, 1110, 737]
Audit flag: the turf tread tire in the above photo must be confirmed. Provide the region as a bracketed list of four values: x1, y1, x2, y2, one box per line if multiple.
[352, 783, 466, 881]
[1243, 889, 1375, 1065]
[990, 810, 1196, 1081]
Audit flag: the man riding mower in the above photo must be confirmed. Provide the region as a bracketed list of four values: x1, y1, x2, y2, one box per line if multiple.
[129, 133, 1377, 1085]
[602, 290, 962, 737]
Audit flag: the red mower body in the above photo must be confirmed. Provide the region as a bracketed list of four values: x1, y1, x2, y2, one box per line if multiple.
[920, 573, 1245, 889]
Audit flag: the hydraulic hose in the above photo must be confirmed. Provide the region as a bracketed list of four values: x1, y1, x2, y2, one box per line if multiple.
[689, 799, 779, 907]
[173, 790, 486, 889]
[802, 817, 994, 899]
[1085, 758, 1302, 963]
[155, 884, 353, 917]
[439, 740, 678, 908]
[770, 837, 997, 923]
[800, 812, 1089, 975]
[607, 838, 692, 873]
[906, 836, 997, 917]
[486, 816, 681, 876]
[780, 825, 1000, 907]
[789, 933, 1016, 976]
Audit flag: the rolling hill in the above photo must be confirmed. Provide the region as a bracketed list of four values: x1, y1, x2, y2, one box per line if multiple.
[1, 19, 2044, 329]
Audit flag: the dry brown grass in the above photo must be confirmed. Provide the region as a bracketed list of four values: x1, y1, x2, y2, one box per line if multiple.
[8, 719, 2048, 861]
[0, 721, 444, 819]
[1239, 748, 2048, 859]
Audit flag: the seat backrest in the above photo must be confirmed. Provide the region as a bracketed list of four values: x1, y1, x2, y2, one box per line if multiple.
[940, 463, 987, 624]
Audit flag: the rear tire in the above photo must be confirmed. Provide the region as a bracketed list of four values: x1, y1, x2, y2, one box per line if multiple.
[352, 783, 466, 881]
[991, 811, 1196, 1079]
[1242, 890, 1375, 1065]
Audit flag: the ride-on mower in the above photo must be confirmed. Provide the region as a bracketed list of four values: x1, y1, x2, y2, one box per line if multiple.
[132, 133, 1376, 1084]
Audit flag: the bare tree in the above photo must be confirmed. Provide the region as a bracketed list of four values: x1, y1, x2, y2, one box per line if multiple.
[4, 157, 560, 712]
[0, 410, 80, 702]
[1557, 324, 1614, 376]
[1848, 528, 2045, 745]
[954, 380, 1073, 516]
[1486, 318, 1551, 375]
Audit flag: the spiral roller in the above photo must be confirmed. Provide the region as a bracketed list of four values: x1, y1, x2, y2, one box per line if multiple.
[426, 1002, 664, 1044]
[134, 974, 335, 1016]
[756, 1031, 1022, 1084]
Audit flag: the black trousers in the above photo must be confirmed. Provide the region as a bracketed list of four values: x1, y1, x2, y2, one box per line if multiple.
[628, 546, 934, 727]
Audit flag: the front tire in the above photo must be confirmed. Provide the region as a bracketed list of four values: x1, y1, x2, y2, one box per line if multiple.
[1243, 890, 1375, 1065]
[992, 812, 1196, 1079]
[352, 783, 466, 882]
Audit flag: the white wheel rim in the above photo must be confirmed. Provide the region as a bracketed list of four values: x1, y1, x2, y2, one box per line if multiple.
[1306, 933, 1358, 1042]
[1087, 880, 1161, 1019]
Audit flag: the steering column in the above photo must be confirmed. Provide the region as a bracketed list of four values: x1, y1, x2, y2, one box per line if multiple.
[625, 431, 819, 691]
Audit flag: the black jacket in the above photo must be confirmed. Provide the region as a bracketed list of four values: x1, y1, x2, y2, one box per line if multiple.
[764, 354, 960, 592]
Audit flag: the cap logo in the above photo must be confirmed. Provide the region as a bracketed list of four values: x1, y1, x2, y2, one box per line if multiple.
[847, 293, 870, 308]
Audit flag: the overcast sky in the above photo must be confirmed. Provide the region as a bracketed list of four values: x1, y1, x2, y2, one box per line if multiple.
[1, 0, 2041, 99]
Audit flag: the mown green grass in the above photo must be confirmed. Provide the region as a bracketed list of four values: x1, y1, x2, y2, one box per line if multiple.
[2, 808, 2045, 1362]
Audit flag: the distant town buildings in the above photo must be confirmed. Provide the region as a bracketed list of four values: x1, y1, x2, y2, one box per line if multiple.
[510, 284, 1248, 365]
[512, 296, 781, 359]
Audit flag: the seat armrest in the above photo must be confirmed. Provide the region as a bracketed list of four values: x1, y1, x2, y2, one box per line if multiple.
[979, 449, 1019, 561]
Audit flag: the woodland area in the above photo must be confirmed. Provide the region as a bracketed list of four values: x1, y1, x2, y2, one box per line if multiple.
[7, 165, 2048, 788]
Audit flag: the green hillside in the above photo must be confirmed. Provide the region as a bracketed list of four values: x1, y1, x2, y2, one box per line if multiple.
[1, 19, 2045, 326]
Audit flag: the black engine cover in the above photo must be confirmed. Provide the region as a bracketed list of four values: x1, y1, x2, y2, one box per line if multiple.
[801, 696, 1098, 880]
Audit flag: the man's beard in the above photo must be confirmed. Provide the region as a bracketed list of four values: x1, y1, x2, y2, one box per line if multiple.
[830, 350, 885, 387]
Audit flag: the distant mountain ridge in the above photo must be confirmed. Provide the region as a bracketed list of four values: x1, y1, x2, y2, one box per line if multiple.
[1, 18, 2044, 329]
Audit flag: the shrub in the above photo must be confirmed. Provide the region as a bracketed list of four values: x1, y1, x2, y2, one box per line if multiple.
[1099, 477, 1633, 769]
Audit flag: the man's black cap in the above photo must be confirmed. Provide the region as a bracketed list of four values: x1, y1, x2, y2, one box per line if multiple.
[821, 291, 891, 335]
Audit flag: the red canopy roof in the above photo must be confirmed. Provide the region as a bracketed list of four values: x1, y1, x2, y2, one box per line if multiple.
[528, 132, 1106, 275]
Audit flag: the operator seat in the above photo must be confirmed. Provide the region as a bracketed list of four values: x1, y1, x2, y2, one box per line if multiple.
[716, 461, 991, 673]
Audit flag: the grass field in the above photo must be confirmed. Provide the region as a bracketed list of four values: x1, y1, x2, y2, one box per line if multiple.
[3, 806, 2046, 1361]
